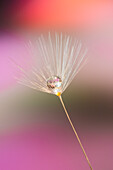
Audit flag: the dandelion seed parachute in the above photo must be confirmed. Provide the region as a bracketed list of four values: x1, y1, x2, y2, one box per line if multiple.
[14, 32, 92, 169]
[17, 32, 87, 95]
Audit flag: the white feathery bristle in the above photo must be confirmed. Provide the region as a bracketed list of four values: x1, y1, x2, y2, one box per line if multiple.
[14, 32, 87, 95]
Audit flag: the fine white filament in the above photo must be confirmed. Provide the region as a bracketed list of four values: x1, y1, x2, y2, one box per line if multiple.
[16, 32, 87, 95]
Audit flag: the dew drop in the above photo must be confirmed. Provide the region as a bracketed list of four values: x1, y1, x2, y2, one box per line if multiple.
[47, 76, 62, 94]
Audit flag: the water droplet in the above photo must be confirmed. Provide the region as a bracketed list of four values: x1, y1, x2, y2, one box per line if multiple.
[47, 76, 62, 94]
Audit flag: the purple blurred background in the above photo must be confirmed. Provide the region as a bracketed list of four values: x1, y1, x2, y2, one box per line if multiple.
[0, 0, 113, 170]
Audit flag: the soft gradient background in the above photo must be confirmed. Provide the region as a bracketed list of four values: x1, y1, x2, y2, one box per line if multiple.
[0, 1, 113, 170]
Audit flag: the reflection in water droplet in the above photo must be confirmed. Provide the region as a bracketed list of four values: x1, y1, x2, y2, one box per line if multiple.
[47, 76, 62, 95]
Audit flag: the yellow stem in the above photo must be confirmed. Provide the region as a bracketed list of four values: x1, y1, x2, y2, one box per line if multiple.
[59, 95, 93, 170]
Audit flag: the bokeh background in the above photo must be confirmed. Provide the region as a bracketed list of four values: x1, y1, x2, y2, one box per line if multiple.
[0, 0, 113, 170]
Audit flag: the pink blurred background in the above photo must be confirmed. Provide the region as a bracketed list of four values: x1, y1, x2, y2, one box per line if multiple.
[0, 0, 113, 170]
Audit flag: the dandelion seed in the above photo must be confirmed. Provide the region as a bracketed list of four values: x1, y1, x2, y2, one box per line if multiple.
[14, 32, 92, 169]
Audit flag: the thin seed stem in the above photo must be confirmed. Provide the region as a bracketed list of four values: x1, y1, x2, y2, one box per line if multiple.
[59, 95, 93, 170]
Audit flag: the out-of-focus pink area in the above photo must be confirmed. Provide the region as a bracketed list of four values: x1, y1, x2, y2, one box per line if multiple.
[11, 1, 113, 30]
[0, 34, 32, 91]
[0, 124, 112, 170]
